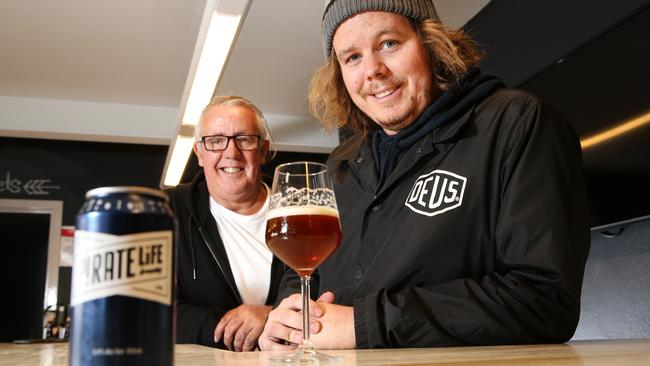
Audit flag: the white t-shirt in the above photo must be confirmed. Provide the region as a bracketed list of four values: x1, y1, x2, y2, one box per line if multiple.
[209, 186, 273, 305]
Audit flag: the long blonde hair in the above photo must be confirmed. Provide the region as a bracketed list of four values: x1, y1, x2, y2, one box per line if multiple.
[308, 19, 483, 136]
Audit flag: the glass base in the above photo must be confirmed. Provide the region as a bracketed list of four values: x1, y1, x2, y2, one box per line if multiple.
[269, 346, 343, 365]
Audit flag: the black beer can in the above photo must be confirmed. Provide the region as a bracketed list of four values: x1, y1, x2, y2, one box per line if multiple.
[69, 186, 175, 366]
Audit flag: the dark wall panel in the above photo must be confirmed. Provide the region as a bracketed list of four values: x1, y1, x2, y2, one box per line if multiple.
[0, 137, 167, 225]
[467, 0, 650, 87]
[468, 1, 650, 229]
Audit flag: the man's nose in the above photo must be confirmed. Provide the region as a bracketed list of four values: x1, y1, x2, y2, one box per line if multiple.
[222, 137, 241, 157]
[364, 54, 388, 80]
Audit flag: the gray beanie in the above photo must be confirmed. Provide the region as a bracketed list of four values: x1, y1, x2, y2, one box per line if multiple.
[322, 0, 440, 59]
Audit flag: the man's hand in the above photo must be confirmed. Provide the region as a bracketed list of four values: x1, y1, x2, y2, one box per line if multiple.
[259, 291, 354, 350]
[258, 293, 323, 351]
[309, 300, 356, 349]
[214, 304, 272, 352]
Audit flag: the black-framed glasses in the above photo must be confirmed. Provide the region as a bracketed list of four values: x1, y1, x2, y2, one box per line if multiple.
[200, 134, 262, 151]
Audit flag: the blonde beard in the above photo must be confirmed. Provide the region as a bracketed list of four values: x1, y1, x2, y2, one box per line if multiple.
[370, 104, 419, 135]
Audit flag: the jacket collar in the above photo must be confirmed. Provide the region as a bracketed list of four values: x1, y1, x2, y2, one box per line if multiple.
[176, 171, 213, 227]
[384, 107, 476, 195]
[332, 106, 476, 195]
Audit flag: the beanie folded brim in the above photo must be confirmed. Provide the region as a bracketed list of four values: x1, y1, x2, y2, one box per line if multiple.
[322, 0, 440, 59]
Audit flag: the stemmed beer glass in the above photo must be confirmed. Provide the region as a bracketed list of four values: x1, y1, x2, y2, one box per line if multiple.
[266, 162, 343, 364]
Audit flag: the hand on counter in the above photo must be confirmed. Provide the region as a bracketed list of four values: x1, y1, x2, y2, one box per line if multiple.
[214, 304, 272, 352]
[259, 291, 355, 350]
[310, 294, 356, 349]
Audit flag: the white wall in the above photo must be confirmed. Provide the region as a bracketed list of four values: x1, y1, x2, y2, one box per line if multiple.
[0, 95, 177, 145]
[573, 220, 650, 339]
[0, 95, 338, 152]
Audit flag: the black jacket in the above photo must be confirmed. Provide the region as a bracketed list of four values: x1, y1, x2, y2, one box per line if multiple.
[166, 172, 284, 348]
[279, 85, 590, 348]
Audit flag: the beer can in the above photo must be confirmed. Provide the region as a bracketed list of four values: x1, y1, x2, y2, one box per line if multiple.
[69, 186, 175, 366]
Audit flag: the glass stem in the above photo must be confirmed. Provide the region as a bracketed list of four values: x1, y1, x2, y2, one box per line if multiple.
[300, 275, 313, 351]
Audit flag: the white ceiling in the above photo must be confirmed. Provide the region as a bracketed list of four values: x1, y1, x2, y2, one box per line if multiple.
[0, 0, 489, 151]
[0, 0, 203, 105]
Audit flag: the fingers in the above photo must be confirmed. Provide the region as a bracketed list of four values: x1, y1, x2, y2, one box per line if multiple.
[273, 295, 325, 335]
[263, 307, 320, 341]
[267, 305, 303, 331]
[214, 308, 237, 344]
[259, 336, 298, 351]
[214, 312, 243, 350]
[318, 291, 336, 304]
[232, 326, 247, 352]
[280, 293, 326, 318]
[214, 319, 225, 343]
[223, 320, 242, 351]
[223, 322, 254, 352]
[215, 305, 273, 352]
[217, 295, 333, 351]
[310, 319, 323, 334]
[263, 308, 301, 344]
[259, 320, 300, 351]
[241, 324, 264, 352]
[307, 291, 335, 325]
[277, 293, 303, 311]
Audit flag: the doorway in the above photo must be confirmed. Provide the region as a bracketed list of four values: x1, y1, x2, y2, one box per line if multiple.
[0, 199, 62, 342]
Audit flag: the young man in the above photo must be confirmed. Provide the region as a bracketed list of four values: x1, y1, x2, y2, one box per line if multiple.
[260, 0, 590, 349]
[167, 95, 284, 351]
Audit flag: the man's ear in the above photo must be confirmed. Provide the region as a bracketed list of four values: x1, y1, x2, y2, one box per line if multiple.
[193, 143, 204, 167]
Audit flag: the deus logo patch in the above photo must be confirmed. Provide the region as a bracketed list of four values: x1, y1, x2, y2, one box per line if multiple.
[405, 169, 467, 217]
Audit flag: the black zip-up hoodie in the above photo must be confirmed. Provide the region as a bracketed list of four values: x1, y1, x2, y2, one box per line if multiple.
[278, 70, 590, 348]
[166, 172, 284, 348]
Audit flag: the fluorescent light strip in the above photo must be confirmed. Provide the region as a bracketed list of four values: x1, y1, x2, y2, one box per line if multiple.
[182, 11, 242, 127]
[581, 111, 650, 149]
[161, 0, 251, 187]
[163, 135, 196, 187]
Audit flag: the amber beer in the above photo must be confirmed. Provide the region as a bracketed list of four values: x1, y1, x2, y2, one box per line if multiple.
[266, 206, 342, 276]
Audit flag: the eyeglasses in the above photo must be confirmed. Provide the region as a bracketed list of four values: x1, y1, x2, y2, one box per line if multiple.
[200, 134, 262, 151]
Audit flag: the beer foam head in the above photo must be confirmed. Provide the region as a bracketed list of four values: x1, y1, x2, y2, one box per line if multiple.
[267, 205, 339, 219]
[270, 187, 338, 210]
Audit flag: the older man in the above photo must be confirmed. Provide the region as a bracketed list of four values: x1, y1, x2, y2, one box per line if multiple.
[260, 0, 590, 349]
[167, 95, 284, 351]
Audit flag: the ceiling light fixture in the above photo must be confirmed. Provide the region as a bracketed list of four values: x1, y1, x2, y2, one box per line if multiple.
[581, 110, 650, 149]
[160, 0, 251, 187]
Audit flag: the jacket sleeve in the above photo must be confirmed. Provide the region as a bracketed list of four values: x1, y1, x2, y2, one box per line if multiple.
[175, 280, 230, 348]
[353, 98, 591, 348]
[166, 186, 232, 349]
[275, 266, 321, 306]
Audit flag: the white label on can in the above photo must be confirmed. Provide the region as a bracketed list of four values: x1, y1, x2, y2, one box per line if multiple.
[71, 230, 173, 306]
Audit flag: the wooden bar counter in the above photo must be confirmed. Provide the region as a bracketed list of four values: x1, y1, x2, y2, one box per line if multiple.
[1, 338, 649, 365]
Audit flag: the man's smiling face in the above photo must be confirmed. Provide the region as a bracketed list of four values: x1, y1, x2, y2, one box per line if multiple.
[194, 104, 268, 208]
[333, 11, 434, 135]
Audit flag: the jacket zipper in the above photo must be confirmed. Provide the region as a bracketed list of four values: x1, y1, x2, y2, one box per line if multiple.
[197, 226, 243, 304]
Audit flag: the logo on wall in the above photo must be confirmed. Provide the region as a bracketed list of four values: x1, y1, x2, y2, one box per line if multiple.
[405, 169, 467, 217]
[0, 172, 61, 196]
